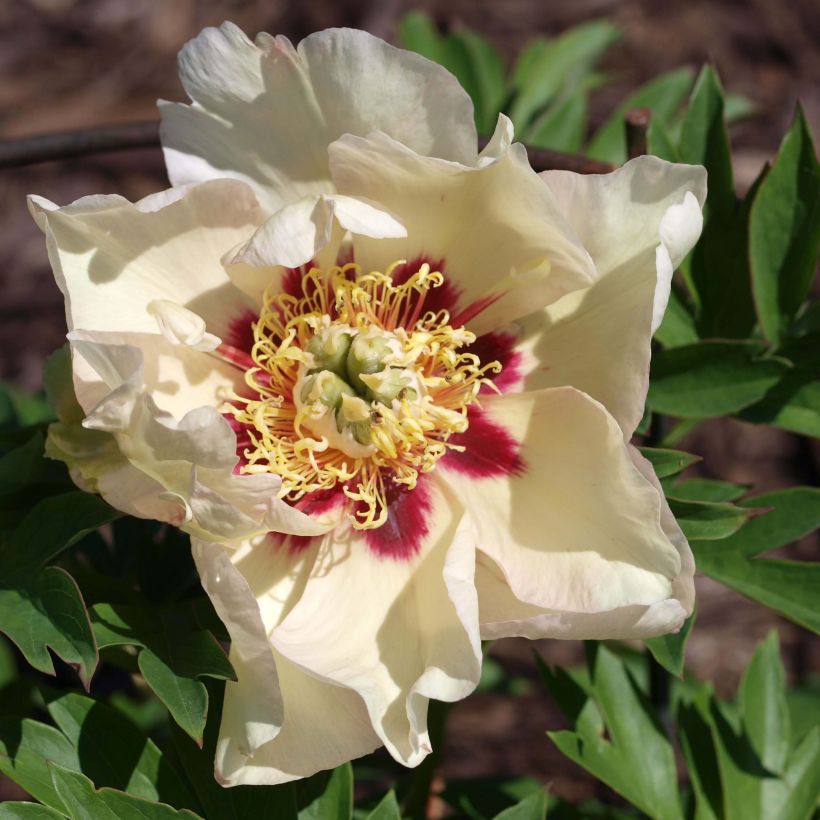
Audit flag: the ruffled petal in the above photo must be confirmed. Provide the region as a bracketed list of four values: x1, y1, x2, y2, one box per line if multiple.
[229, 194, 405, 270]
[67, 336, 325, 541]
[28, 179, 264, 342]
[272, 478, 481, 767]
[511, 156, 706, 437]
[328, 131, 596, 335]
[160, 24, 478, 212]
[192, 538, 380, 785]
[442, 387, 691, 640]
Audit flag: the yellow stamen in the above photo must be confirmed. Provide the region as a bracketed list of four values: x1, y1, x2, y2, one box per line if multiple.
[226, 261, 501, 529]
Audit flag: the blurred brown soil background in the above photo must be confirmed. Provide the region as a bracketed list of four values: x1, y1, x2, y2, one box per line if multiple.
[1, 0, 819, 808]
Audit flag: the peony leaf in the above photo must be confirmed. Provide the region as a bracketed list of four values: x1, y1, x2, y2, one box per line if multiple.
[0, 804, 65, 819]
[91, 603, 234, 744]
[525, 92, 588, 153]
[669, 478, 748, 503]
[587, 67, 694, 163]
[541, 643, 683, 820]
[447, 29, 506, 136]
[680, 67, 760, 338]
[297, 763, 354, 820]
[749, 106, 820, 344]
[692, 487, 820, 632]
[638, 446, 701, 479]
[666, 497, 750, 541]
[0, 491, 119, 580]
[491, 790, 548, 820]
[645, 609, 696, 679]
[0, 567, 97, 688]
[739, 334, 820, 437]
[648, 341, 788, 418]
[364, 790, 401, 820]
[48, 763, 201, 820]
[0, 717, 79, 812]
[507, 21, 618, 132]
[740, 632, 790, 775]
[42, 690, 197, 811]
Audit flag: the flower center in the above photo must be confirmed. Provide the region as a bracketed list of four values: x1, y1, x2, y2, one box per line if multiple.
[227, 262, 500, 530]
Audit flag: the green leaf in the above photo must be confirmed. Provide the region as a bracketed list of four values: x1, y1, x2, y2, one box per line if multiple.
[750, 106, 820, 344]
[670, 478, 747, 503]
[675, 686, 723, 820]
[364, 790, 401, 820]
[0, 717, 80, 811]
[680, 67, 760, 338]
[739, 333, 820, 437]
[647, 117, 680, 162]
[542, 644, 683, 820]
[49, 764, 201, 820]
[739, 632, 790, 774]
[587, 68, 694, 163]
[508, 21, 618, 131]
[645, 610, 695, 678]
[0, 384, 54, 428]
[693, 553, 820, 634]
[699, 487, 820, 558]
[298, 763, 353, 820]
[0, 491, 119, 579]
[91, 603, 233, 743]
[0, 805, 65, 819]
[638, 447, 700, 479]
[438, 776, 543, 820]
[647, 342, 788, 418]
[525, 92, 588, 152]
[397, 11, 447, 65]
[492, 790, 548, 820]
[0, 433, 46, 495]
[653, 287, 698, 347]
[0, 567, 97, 687]
[666, 498, 749, 540]
[447, 29, 506, 135]
[680, 66, 734, 220]
[740, 374, 820, 437]
[42, 690, 197, 810]
[780, 727, 820, 820]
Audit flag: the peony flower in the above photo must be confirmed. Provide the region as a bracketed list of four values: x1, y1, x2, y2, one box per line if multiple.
[33, 24, 706, 786]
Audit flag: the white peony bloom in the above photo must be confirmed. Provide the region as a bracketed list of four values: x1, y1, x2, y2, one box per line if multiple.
[34, 23, 706, 786]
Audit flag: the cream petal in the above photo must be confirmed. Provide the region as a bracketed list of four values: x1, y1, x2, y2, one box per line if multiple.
[229, 194, 405, 270]
[477, 114, 514, 166]
[328, 131, 596, 336]
[147, 300, 221, 352]
[68, 336, 325, 541]
[443, 387, 690, 639]
[272, 479, 481, 767]
[512, 157, 706, 436]
[67, 329, 237, 422]
[28, 179, 263, 342]
[193, 538, 380, 786]
[160, 24, 478, 212]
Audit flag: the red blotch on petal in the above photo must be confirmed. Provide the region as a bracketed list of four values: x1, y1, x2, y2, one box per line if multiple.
[225, 309, 257, 355]
[467, 329, 524, 393]
[441, 406, 524, 478]
[360, 474, 433, 560]
[391, 256, 462, 319]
